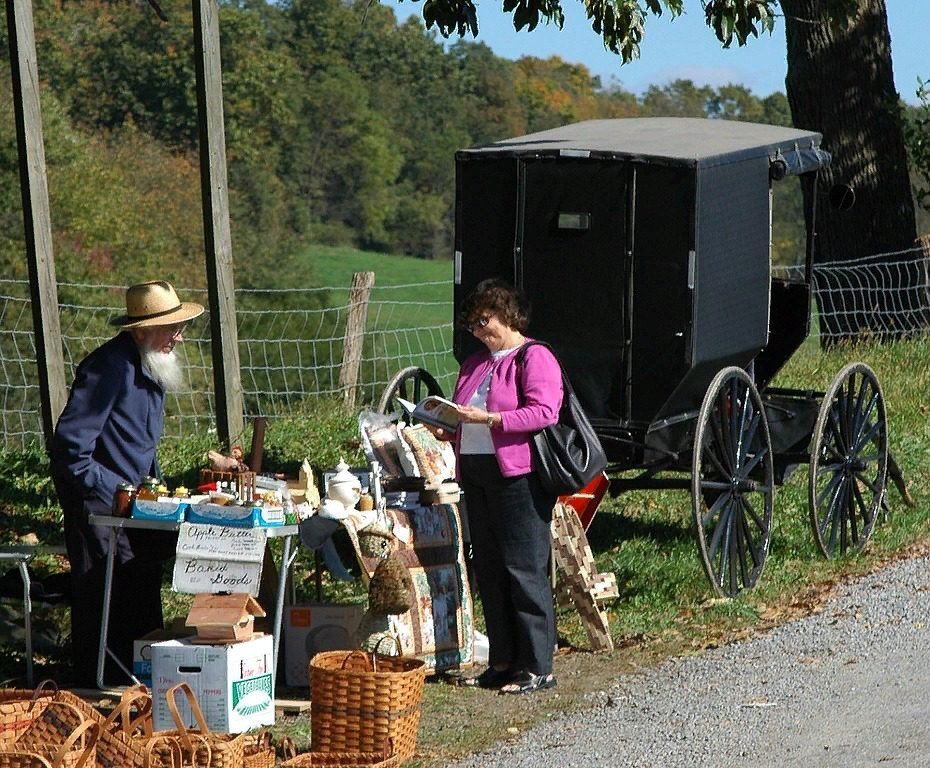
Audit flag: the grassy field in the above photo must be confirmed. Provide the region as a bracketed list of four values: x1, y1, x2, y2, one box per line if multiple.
[297, 244, 459, 399]
[302, 244, 453, 291]
[2, 250, 929, 764]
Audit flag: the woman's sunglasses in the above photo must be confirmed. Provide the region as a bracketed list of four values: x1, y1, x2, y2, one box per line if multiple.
[466, 315, 491, 333]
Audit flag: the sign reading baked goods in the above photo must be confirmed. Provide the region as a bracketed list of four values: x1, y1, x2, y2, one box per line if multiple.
[172, 523, 268, 596]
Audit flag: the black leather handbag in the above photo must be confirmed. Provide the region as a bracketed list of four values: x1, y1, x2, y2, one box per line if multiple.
[516, 342, 607, 496]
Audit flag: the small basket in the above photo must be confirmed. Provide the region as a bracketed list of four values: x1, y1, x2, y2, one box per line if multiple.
[309, 650, 426, 761]
[11, 701, 99, 768]
[280, 738, 398, 768]
[142, 683, 246, 768]
[93, 687, 160, 768]
[0, 680, 57, 742]
[242, 731, 275, 768]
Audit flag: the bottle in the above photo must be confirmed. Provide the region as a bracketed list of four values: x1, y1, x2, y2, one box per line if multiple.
[112, 483, 136, 517]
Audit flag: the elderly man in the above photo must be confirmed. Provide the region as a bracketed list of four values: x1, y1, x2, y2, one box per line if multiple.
[51, 280, 204, 686]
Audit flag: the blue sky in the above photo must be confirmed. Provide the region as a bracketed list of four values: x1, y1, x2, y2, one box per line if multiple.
[383, 2, 926, 104]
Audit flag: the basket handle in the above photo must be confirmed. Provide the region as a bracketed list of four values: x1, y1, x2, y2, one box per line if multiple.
[187, 733, 213, 768]
[380, 737, 395, 760]
[279, 736, 297, 761]
[30, 679, 59, 710]
[50, 719, 99, 768]
[4, 751, 52, 768]
[372, 634, 402, 657]
[165, 683, 211, 754]
[253, 730, 273, 750]
[340, 649, 376, 672]
[143, 735, 181, 768]
[104, 687, 153, 737]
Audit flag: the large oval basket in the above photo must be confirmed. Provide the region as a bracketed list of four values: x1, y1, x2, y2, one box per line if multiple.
[309, 650, 426, 761]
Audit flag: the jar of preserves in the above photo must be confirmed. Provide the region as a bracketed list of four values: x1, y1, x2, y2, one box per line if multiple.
[112, 482, 136, 517]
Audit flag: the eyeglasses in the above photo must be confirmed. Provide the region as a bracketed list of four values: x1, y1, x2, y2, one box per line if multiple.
[466, 315, 492, 333]
[160, 322, 187, 339]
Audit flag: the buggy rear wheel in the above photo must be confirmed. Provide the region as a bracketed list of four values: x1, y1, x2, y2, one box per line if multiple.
[692, 367, 774, 597]
[377, 366, 444, 417]
[808, 362, 887, 557]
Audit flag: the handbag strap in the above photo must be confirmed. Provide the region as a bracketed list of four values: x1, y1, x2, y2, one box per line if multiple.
[514, 340, 575, 404]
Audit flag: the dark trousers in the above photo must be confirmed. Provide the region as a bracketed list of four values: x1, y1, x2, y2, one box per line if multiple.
[459, 454, 556, 676]
[54, 473, 175, 686]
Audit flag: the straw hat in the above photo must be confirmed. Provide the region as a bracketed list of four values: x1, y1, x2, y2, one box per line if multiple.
[110, 280, 205, 329]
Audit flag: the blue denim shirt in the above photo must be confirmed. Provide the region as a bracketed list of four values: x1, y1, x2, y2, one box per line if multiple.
[51, 331, 165, 508]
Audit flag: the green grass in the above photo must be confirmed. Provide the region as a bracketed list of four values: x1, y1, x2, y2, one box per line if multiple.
[3, 292, 930, 764]
[300, 244, 454, 290]
[296, 244, 460, 401]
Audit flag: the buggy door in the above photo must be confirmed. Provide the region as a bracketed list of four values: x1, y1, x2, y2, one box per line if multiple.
[516, 157, 629, 420]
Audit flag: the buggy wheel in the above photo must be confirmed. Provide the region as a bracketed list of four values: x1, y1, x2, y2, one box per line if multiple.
[692, 367, 774, 598]
[808, 362, 887, 557]
[377, 366, 444, 417]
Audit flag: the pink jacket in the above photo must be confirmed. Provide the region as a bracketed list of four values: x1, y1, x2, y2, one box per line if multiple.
[451, 341, 563, 478]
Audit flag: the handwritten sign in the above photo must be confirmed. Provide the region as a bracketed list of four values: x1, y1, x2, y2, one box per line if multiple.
[172, 523, 268, 596]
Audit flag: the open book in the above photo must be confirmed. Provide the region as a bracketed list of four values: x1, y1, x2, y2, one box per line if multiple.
[396, 395, 462, 432]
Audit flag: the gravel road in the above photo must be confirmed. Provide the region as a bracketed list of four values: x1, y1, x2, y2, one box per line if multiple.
[449, 555, 930, 768]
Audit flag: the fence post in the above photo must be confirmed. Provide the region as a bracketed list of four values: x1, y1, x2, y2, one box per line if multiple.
[193, 0, 244, 448]
[339, 272, 375, 408]
[6, 0, 68, 447]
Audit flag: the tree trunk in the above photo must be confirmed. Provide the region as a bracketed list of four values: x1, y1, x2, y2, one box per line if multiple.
[782, 0, 925, 344]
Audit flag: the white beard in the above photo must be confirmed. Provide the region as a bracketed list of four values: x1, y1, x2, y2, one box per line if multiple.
[141, 347, 185, 392]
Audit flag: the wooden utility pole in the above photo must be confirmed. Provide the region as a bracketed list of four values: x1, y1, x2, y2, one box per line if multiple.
[5, 0, 67, 447]
[192, 0, 244, 447]
[339, 272, 375, 408]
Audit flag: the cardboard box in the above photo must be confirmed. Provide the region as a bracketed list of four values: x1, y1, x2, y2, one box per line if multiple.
[186, 503, 284, 528]
[283, 604, 365, 687]
[133, 627, 192, 688]
[151, 634, 275, 733]
[132, 498, 188, 521]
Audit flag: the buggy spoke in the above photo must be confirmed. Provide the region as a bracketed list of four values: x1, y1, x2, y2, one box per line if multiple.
[705, 494, 732, 551]
[704, 444, 730, 479]
[853, 471, 882, 495]
[741, 495, 765, 534]
[815, 470, 844, 509]
[851, 419, 883, 455]
[740, 444, 769, 478]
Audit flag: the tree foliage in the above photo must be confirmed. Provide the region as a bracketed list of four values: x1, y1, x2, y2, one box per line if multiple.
[904, 80, 930, 214]
[0, 0, 922, 287]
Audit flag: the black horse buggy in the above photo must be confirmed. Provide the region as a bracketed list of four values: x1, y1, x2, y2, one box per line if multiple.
[382, 117, 900, 597]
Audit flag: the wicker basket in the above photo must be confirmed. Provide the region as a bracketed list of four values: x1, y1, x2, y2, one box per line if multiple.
[11, 701, 99, 768]
[142, 683, 246, 768]
[0, 681, 57, 743]
[241, 731, 275, 768]
[309, 650, 425, 761]
[94, 687, 165, 768]
[280, 738, 398, 768]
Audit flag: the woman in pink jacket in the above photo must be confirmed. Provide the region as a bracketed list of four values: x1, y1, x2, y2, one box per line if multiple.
[445, 278, 563, 694]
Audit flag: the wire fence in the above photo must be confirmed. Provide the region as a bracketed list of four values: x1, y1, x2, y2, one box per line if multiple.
[1, 244, 928, 448]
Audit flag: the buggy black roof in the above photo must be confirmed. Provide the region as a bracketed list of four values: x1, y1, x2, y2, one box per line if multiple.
[459, 117, 830, 175]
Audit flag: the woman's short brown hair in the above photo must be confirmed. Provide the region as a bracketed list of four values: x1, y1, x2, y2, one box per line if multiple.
[458, 278, 530, 333]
